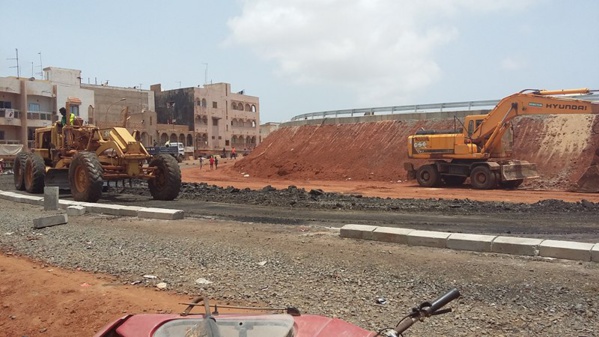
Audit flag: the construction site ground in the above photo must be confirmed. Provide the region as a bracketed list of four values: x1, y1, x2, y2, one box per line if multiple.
[2, 114, 599, 336]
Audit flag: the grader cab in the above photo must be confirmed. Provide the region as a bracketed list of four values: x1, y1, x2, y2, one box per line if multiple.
[14, 105, 181, 202]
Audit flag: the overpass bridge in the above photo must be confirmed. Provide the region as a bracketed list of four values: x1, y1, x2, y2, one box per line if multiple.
[284, 93, 599, 127]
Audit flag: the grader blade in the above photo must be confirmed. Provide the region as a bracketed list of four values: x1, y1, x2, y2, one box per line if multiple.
[45, 168, 70, 190]
[501, 160, 539, 181]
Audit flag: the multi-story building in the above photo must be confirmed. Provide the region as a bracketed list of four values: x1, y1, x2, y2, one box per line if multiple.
[1, 67, 260, 160]
[81, 83, 158, 147]
[152, 82, 260, 156]
[0, 67, 94, 151]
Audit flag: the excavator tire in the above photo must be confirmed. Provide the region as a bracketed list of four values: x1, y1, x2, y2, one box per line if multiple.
[500, 179, 523, 189]
[24, 153, 46, 193]
[69, 151, 104, 202]
[416, 165, 442, 187]
[13, 152, 30, 191]
[443, 175, 467, 186]
[149, 154, 181, 200]
[470, 166, 497, 189]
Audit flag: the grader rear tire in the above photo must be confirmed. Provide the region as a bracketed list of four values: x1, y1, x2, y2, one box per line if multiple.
[13, 152, 29, 191]
[24, 154, 46, 193]
[69, 152, 104, 202]
[149, 154, 181, 200]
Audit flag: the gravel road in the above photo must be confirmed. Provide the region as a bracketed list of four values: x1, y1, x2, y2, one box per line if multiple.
[1, 193, 598, 336]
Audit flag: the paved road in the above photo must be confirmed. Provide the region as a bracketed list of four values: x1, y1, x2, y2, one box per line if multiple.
[95, 191, 599, 243]
[1, 174, 596, 242]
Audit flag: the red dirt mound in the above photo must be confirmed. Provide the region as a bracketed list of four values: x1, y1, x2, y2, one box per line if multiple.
[229, 115, 599, 191]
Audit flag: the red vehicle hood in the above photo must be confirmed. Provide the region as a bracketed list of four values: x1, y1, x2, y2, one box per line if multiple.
[94, 313, 376, 337]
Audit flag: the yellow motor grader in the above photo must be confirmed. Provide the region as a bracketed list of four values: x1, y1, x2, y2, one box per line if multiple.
[13, 104, 181, 202]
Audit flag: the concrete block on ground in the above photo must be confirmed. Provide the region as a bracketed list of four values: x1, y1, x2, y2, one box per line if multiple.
[138, 207, 184, 220]
[18, 194, 44, 206]
[407, 230, 451, 248]
[491, 236, 543, 256]
[371, 227, 413, 244]
[44, 187, 59, 210]
[339, 224, 378, 240]
[0, 192, 20, 202]
[66, 206, 86, 216]
[447, 233, 496, 252]
[119, 205, 144, 217]
[33, 214, 68, 229]
[539, 240, 594, 262]
[83, 203, 124, 216]
[592, 244, 599, 263]
[59, 200, 82, 209]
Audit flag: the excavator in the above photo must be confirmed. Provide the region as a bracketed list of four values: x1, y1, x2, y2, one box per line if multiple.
[405, 88, 599, 189]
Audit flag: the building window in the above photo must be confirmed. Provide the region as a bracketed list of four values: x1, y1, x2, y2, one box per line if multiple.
[0, 101, 12, 109]
[150, 116, 153, 125]
[202, 98, 207, 107]
[0, 130, 4, 140]
[28, 103, 40, 112]
[212, 101, 217, 109]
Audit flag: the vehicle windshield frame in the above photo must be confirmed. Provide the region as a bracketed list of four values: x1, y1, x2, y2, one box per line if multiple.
[152, 313, 296, 337]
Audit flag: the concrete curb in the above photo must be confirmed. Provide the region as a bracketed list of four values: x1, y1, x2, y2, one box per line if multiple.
[339, 224, 599, 263]
[0, 190, 185, 221]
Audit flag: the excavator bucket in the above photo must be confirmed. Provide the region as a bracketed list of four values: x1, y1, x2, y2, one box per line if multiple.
[575, 164, 599, 193]
[501, 160, 539, 181]
[44, 168, 70, 190]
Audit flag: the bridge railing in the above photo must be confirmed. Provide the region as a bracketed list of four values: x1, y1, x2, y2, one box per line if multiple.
[290, 94, 599, 121]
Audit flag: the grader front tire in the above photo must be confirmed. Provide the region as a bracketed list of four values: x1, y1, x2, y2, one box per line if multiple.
[149, 154, 181, 201]
[69, 152, 104, 202]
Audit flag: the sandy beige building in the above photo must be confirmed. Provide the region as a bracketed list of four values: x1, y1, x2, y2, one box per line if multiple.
[152, 83, 260, 157]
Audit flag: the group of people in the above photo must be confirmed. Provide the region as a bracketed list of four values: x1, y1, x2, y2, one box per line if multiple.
[222, 147, 237, 160]
[198, 146, 251, 171]
[198, 155, 219, 170]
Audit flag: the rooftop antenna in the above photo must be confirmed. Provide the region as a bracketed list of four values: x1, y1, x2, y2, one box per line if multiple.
[177, 81, 182, 88]
[7, 48, 20, 78]
[202, 63, 208, 85]
[37, 52, 43, 79]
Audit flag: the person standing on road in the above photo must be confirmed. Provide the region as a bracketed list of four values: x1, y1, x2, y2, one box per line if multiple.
[209, 155, 215, 170]
[231, 147, 237, 160]
[199, 156, 204, 170]
[214, 156, 219, 170]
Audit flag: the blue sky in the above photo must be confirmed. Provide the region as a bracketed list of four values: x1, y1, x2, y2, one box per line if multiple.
[2, 0, 598, 123]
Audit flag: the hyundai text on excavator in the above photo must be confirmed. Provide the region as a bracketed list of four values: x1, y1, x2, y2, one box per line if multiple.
[13, 100, 181, 202]
[405, 88, 599, 189]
